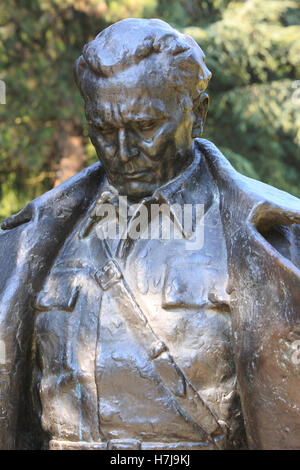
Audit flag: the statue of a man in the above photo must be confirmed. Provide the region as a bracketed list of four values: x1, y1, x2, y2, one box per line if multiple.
[1, 18, 300, 450]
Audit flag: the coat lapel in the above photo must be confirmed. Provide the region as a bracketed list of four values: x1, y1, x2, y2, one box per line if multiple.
[1, 139, 300, 449]
[0, 162, 104, 449]
[198, 138, 300, 449]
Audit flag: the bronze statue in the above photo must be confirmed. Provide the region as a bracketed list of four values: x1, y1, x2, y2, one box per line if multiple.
[0, 18, 300, 450]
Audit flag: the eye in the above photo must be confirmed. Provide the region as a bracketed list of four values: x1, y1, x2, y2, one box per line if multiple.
[89, 122, 117, 136]
[136, 120, 158, 131]
[98, 125, 117, 135]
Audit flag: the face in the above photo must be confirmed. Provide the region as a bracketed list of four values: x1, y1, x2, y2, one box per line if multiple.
[83, 62, 196, 200]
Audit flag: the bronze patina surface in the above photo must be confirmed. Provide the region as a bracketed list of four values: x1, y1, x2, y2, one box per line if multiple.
[0, 18, 300, 450]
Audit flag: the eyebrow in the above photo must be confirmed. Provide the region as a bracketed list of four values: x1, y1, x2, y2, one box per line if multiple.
[87, 112, 167, 127]
[128, 114, 167, 123]
[124, 105, 168, 121]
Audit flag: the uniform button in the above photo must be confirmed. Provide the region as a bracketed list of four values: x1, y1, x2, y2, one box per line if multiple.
[150, 341, 168, 359]
[107, 439, 141, 450]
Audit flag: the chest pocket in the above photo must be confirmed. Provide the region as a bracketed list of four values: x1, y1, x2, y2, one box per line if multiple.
[35, 268, 81, 313]
[162, 258, 230, 310]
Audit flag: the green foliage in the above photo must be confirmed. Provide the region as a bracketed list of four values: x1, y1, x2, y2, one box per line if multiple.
[103, 0, 157, 23]
[184, 0, 300, 196]
[0, 0, 159, 219]
[207, 80, 300, 195]
[0, 0, 299, 220]
[155, 0, 231, 28]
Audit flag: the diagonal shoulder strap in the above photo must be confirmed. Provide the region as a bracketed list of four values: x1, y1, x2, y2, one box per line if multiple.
[95, 238, 224, 448]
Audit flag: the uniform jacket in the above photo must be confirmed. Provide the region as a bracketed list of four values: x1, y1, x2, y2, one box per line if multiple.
[0, 138, 300, 449]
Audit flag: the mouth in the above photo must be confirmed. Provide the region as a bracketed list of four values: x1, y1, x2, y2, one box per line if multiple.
[112, 169, 151, 181]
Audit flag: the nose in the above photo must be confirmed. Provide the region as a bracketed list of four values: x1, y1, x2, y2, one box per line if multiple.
[118, 128, 138, 163]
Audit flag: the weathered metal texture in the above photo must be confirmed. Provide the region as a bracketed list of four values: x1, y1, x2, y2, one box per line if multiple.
[202, 140, 300, 449]
[0, 18, 300, 450]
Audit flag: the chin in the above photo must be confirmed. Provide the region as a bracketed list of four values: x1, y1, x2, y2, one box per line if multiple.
[117, 181, 158, 201]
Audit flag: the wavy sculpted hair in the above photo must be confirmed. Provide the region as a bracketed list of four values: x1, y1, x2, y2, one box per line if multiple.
[74, 18, 212, 114]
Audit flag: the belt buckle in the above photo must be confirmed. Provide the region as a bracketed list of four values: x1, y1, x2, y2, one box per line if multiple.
[95, 260, 122, 290]
[107, 439, 141, 450]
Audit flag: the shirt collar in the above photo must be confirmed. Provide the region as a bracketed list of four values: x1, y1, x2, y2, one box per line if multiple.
[152, 144, 202, 205]
[80, 141, 215, 240]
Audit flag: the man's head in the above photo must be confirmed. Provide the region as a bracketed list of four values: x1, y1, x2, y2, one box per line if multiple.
[75, 18, 212, 200]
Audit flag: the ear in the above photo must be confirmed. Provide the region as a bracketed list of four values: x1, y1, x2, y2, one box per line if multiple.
[74, 55, 88, 98]
[192, 93, 209, 138]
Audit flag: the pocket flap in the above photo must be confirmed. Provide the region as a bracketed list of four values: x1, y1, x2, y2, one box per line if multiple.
[35, 269, 80, 312]
[162, 259, 229, 310]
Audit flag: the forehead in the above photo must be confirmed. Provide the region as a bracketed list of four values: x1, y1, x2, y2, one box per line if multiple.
[83, 62, 179, 123]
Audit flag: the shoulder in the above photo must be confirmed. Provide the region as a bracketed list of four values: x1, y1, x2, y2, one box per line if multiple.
[196, 138, 300, 269]
[1, 162, 104, 232]
[0, 162, 105, 297]
[196, 138, 300, 228]
[196, 138, 300, 214]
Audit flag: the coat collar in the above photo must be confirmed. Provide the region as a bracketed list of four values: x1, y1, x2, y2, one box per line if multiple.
[87, 141, 216, 240]
[196, 138, 300, 230]
[2, 138, 299, 233]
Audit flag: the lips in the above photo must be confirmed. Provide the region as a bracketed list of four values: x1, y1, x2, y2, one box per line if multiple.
[112, 169, 151, 181]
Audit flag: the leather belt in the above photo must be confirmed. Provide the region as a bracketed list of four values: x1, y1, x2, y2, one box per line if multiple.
[49, 437, 225, 450]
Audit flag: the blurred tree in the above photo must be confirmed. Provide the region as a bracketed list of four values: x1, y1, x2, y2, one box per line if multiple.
[155, 0, 231, 27]
[184, 0, 300, 196]
[0, 0, 157, 219]
[0, 0, 299, 220]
